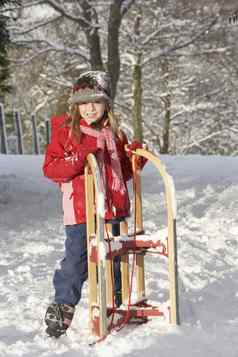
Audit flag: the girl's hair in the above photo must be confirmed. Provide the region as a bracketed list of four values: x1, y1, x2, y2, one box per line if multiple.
[66, 102, 120, 142]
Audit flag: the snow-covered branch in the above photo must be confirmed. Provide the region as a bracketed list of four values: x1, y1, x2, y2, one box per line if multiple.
[142, 17, 219, 66]
[43, 0, 99, 28]
[180, 130, 224, 154]
[142, 25, 171, 47]
[9, 48, 61, 66]
[10, 15, 63, 36]
[11, 38, 89, 62]
[229, 127, 238, 134]
[18, 0, 45, 7]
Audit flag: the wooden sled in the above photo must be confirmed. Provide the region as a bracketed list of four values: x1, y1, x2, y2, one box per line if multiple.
[85, 149, 179, 340]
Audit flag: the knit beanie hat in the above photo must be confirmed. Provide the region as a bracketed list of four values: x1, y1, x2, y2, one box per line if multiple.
[69, 70, 112, 106]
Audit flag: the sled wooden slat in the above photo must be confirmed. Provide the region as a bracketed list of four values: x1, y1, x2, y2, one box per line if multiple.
[136, 253, 145, 300]
[132, 156, 146, 300]
[85, 166, 97, 331]
[106, 258, 114, 306]
[120, 221, 129, 303]
[104, 223, 114, 306]
[134, 148, 180, 325]
[132, 156, 144, 234]
[85, 154, 107, 338]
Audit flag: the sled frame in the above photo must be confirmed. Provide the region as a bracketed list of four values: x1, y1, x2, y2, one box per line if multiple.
[85, 149, 179, 339]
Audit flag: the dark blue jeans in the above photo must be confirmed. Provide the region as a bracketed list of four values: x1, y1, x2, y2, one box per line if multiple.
[53, 222, 122, 306]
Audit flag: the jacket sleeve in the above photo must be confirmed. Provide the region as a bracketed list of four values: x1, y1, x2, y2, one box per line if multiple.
[43, 131, 96, 183]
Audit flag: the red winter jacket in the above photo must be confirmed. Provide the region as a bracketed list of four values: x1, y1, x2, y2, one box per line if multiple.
[43, 114, 133, 225]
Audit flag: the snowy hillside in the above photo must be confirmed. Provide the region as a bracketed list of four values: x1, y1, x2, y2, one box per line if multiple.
[0, 154, 238, 357]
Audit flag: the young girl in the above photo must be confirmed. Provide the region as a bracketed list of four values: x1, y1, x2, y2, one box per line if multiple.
[43, 70, 145, 338]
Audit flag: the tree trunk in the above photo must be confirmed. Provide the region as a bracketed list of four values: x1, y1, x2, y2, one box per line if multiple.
[86, 30, 104, 70]
[45, 118, 50, 145]
[108, 1, 122, 100]
[31, 113, 40, 154]
[82, 1, 104, 71]
[14, 110, 24, 154]
[132, 54, 143, 142]
[0, 102, 8, 154]
[160, 59, 171, 154]
[161, 95, 171, 154]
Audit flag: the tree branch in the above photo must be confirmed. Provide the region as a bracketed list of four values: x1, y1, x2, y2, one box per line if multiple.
[142, 17, 219, 66]
[142, 24, 171, 47]
[180, 130, 223, 154]
[43, 0, 99, 28]
[9, 48, 59, 66]
[10, 15, 63, 36]
[11, 38, 89, 62]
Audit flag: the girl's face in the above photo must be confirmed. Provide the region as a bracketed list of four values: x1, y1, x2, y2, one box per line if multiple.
[78, 101, 106, 125]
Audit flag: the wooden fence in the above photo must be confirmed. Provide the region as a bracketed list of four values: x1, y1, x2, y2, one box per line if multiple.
[0, 103, 51, 155]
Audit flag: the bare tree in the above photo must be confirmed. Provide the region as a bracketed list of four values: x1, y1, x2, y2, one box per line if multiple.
[4, 0, 238, 155]
[9, 0, 136, 101]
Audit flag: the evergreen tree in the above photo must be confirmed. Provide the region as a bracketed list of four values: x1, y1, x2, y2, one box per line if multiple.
[0, 3, 10, 94]
[0, 0, 20, 95]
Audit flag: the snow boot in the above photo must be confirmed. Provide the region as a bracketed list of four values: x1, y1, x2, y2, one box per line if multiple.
[45, 303, 75, 338]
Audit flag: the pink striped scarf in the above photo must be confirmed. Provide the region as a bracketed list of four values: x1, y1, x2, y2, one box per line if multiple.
[80, 125, 126, 196]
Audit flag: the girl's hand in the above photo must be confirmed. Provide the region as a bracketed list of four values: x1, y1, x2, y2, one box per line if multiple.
[125, 140, 147, 158]
[125, 141, 148, 169]
[72, 145, 99, 169]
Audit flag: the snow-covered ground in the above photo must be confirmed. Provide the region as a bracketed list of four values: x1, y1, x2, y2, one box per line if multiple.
[0, 154, 238, 357]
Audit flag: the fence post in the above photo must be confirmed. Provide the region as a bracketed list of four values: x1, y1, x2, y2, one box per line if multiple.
[45, 118, 51, 145]
[14, 110, 24, 154]
[0, 103, 8, 154]
[31, 113, 40, 154]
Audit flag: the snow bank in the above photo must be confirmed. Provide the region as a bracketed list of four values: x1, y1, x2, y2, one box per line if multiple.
[0, 154, 238, 356]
